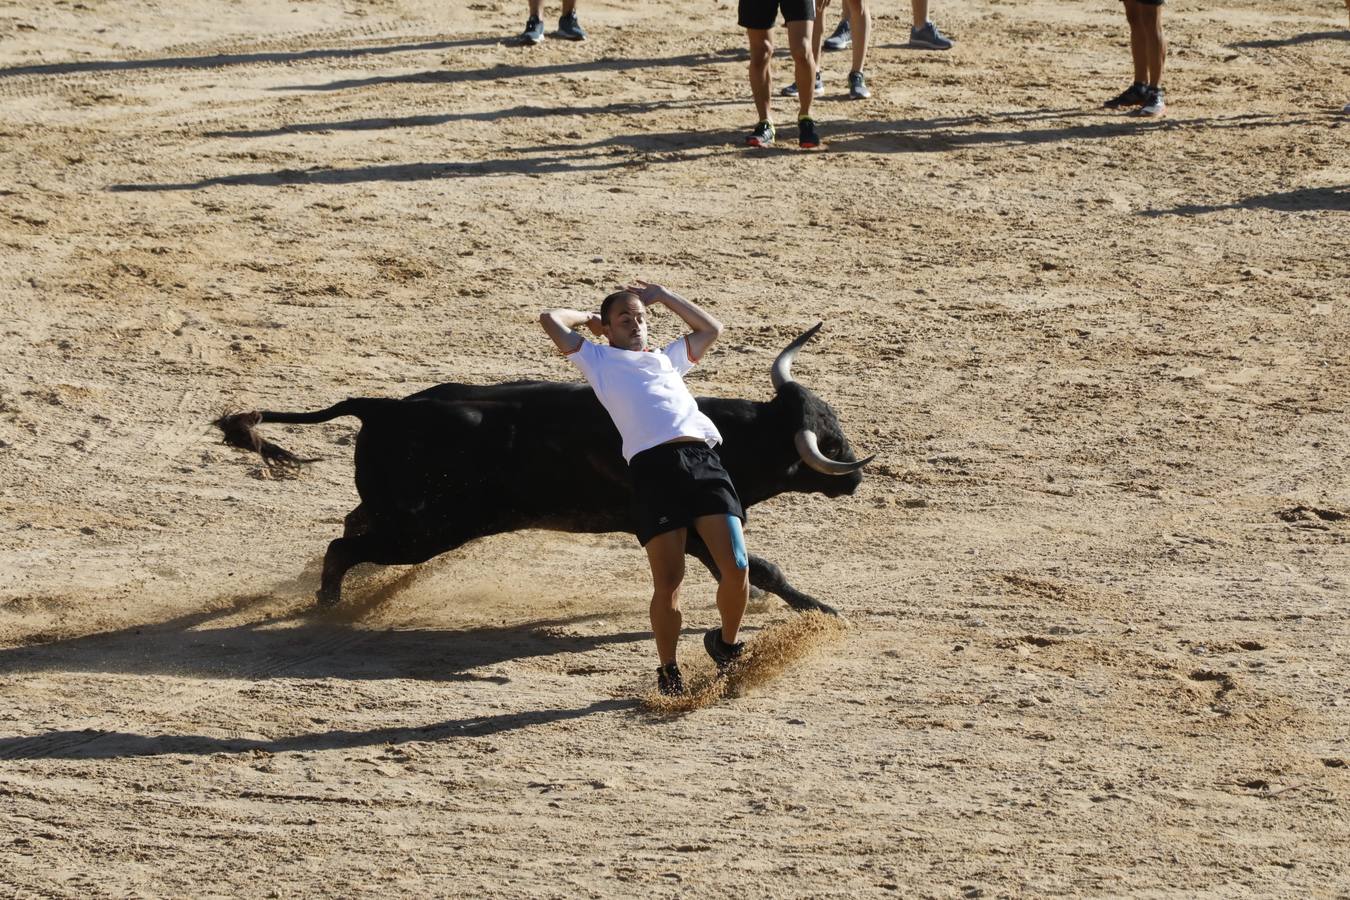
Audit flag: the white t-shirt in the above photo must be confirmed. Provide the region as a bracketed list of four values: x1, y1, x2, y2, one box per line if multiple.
[566, 335, 723, 463]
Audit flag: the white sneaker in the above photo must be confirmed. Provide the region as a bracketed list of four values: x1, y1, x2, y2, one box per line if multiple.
[1132, 87, 1166, 117]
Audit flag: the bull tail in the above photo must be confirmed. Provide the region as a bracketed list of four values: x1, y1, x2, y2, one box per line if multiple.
[214, 399, 366, 468]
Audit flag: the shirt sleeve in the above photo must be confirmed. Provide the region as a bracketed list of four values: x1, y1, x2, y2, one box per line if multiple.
[566, 337, 601, 382]
[663, 336, 697, 375]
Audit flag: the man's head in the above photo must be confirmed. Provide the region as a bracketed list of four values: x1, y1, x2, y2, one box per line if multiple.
[600, 290, 648, 351]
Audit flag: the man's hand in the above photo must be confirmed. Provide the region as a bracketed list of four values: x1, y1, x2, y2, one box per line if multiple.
[624, 280, 723, 361]
[584, 313, 604, 336]
[624, 279, 673, 307]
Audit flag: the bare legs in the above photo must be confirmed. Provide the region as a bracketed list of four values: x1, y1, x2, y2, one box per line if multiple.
[1123, 0, 1166, 87]
[643, 516, 750, 666]
[747, 20, 816, 122]
[812, 0, 869, 79]
[644, 530, 686, 665]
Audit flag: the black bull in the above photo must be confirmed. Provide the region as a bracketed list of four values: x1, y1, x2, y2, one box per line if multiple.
[215, 324, 874, 615]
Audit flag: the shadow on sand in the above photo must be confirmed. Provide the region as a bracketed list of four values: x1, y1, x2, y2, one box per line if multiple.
[1230, 30, 1350, 49]
[109, 109, 1335, 193]
[264, 48, 745, 93]
[0, 588, 648, 759]
[0, 699, 635, 760]
[204, 97, 741, 139]
[0, 36, 504, 80]
[1139, 185, 1349, 217]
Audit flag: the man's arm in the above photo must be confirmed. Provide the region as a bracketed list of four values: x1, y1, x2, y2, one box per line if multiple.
[625, 280, 723, 361]
[539, 308, 602, 355]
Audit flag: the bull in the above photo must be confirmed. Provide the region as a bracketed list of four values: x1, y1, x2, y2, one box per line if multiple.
[216, 324, 872, 615]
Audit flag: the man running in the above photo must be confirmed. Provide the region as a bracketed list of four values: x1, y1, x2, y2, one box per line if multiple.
[818, 0, 954, 54]
[519, 1, 585, 44]
[1101, 0, 1166, 116]
[741, 0, 822, 148]
[539, 282, 749, 696]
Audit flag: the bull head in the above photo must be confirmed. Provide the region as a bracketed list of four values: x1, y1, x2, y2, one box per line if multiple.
[772, 323, 875, 476]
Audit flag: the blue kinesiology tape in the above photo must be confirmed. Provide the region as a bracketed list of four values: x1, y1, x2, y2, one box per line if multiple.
[728, 515, 748, 570]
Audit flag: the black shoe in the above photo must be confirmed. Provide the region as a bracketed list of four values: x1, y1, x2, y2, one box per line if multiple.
[521, 16, 545, 45]
[797, 116, 821, 150]
[657, 662, 685, 696]
[848, 70, 870, 100]
[746, 120, 776, 148]
[557, 11, 586, 40]
[823, 18, 852, 51]
[703, 627, 745, 672]
[1103, 82, 1148, 109]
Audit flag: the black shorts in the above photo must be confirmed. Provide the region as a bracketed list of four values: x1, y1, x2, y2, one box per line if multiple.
[739, 0, 816, 30]
[629, 442, 746, 546]
[1123, 0, 1163, 6]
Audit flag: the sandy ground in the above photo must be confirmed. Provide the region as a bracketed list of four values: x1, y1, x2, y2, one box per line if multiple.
[2, 0, 1348, 895]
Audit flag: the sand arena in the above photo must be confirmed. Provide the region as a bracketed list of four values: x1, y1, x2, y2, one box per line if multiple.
[1, 0, 1347, 894]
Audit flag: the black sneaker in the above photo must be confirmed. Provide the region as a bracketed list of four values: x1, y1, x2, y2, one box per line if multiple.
[703, 627, 745, 672]
[746, 120, 776, 148]
[521, 15, 545, 45]
[848, 70, 870, 100]
[657, 662, 685, 696]
[557, 11, 586, 40]
[1103, 82, 1148, 109]
[797, 116, 821, 150]
[823, 18, 852, 51]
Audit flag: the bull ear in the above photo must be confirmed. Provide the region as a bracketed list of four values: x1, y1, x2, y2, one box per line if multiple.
[771, 322, 824, 391]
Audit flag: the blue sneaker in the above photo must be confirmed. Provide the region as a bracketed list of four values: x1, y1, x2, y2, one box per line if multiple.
[781, 72, 824, 98]
[557, 11, 586, 40]
[823, 18, 852, 51]
[520, 15, 544, 44]
[848, 70, 870, 100]
[909, 21, 954, 50]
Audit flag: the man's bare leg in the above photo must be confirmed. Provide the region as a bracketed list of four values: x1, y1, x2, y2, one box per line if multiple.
[644, 529, 686, 665]
[746, 28, 774, 123]
[846, 0, 870, 75]
[692, 515, 749, 645]
[1124, 0, 1146, 84]
[812, 0, 831, 64]
[786, 19, 816, 118]
[1138, 2, 1166, 86]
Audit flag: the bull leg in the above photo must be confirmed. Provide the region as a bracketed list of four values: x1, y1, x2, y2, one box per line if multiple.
[318, 530, 474, 608]
[318, 536, 362, 607]
[342, 503, 370, 537]
[746, 553, 839, 616]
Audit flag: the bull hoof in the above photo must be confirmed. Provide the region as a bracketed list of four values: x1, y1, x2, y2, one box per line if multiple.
[315, 588, 340, 609]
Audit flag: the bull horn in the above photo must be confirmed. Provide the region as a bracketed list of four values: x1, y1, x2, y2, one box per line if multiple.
[794, 429, 875, 476]
[771, 322, 824, 391]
